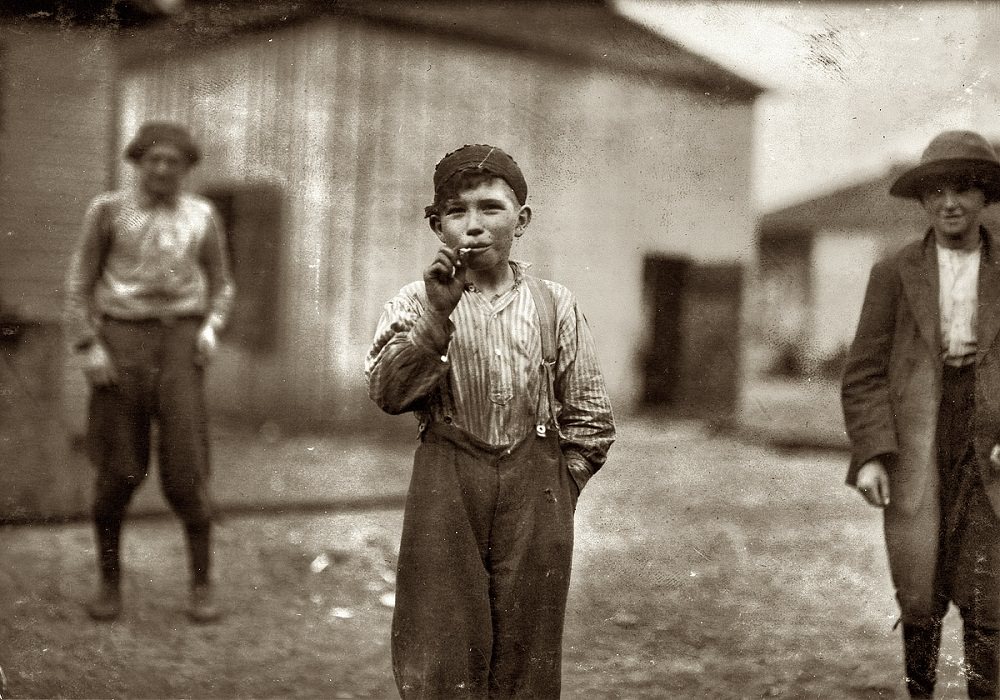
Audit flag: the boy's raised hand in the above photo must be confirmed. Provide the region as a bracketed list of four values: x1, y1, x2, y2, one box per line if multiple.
[424, 246, 467, 316]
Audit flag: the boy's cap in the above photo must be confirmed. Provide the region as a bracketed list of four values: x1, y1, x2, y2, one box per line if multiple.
[125, 121, 201, 164]
[433, 144, 527, 205]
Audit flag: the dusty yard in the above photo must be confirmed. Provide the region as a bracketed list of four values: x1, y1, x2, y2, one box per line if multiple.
[0, 419, 975, 698]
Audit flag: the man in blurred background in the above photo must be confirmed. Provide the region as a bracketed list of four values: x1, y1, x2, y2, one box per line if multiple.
[842, 130, 1000, 698]
[64, 121, 234, 623]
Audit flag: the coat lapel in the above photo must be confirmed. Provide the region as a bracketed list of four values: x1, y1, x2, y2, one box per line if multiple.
[899, 232, 940, 356]
[978, 228, 1000, 363]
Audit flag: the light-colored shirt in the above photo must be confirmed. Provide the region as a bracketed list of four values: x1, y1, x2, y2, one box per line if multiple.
[937, 243, 980, 366]
[365, 261, 615, 473]
[64, 188, 235, 349]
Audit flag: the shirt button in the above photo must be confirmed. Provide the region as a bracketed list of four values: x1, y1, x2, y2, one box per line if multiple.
[495, 348, 501, 356]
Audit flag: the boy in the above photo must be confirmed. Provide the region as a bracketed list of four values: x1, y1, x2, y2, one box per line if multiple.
[64, 121, 234, 623]
[842, 130, 1000, 697]
[365, 144, 615, 698]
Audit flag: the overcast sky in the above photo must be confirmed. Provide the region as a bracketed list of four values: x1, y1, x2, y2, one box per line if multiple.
[616, 1, 1000, 212]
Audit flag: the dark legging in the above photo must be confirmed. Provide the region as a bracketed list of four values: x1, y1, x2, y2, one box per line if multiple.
[87, 316, 214, 586]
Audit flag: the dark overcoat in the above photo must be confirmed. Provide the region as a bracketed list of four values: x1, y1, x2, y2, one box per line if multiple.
[841, 228, 1000, 620]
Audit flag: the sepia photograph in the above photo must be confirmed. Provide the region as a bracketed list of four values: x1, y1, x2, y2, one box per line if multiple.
[2, 1, 1000, 697]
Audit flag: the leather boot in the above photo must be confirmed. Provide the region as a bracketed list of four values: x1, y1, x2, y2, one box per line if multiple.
[965, 624, 1000, 698]
[903, 621, 943, 698]
[85, 581, 121, 621]
[187, 583, 221, 623]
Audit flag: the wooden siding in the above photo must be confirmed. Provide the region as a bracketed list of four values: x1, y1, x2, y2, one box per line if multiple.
[0, 26, 117, 322]
[0, 321, 91, 520]
[118, 16, 755, 425]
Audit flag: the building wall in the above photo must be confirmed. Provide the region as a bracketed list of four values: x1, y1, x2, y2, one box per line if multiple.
[753, 220, 927, 379]
[0, 322, 93, 521]
[0, 26, 119, 518]
[809, 230, 880, 366]
[0, 25, 117, 321]
[117, 16, 755, 427]
[752, 234, 812, 375]
[808, 223, 934, 372]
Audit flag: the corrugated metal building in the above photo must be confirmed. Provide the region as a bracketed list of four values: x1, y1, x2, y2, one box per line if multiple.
[114, 0, 763, 430]
[0, 0, 763, 519]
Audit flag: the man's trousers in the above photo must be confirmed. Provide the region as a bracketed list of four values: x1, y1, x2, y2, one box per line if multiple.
[391, 422, 578, 699]
[884, 364, 1000, 629]
[886, 364, 1000, 697]
[87, 316, 213, 584]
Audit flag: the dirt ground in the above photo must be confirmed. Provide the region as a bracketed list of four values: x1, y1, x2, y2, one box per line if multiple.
[0, 418, 978, 699]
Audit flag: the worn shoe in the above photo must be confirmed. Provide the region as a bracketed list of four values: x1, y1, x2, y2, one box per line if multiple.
[187, 583, 221, 623]
[964, 624, 1000, 699]
[85, 583, 121, 621]
[903, 621, 942, 698]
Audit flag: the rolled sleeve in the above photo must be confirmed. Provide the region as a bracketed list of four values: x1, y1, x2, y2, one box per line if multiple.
[64, 196, 112, 351]
[365, 285, 453, 415]
[554, 295, 615, 473]
[201, 210, 235, 332]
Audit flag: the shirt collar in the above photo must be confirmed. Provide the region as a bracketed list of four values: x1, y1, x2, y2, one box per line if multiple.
[132, 185, 181, 210]
[510, 259, 530, 286]
[464, 259, 531, 293]
[936, 242, 982, 260]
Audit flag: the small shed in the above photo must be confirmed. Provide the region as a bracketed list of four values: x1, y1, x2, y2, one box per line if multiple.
[113, 0, 764, 429]
[753, 163, 1000, 376]
[0, 0, 766, 520]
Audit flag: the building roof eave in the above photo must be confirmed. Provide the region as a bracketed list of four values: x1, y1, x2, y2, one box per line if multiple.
[112, 0, 763, 102]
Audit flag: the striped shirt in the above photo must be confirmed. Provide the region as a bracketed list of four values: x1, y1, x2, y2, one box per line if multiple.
[365, 261, 615, 472]
[937, 244, 980, 366]
[64, 188, 235, 350]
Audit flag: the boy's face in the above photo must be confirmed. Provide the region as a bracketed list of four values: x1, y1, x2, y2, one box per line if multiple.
[431, 177, 531, 271]
[919, 177, 987, 250]
[136, 143, 191, 200]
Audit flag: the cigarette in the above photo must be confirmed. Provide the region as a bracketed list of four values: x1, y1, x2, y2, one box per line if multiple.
[451, 248, 473, 278]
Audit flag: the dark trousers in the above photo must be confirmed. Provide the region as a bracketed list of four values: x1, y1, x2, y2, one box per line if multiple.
[902, 364, 1000, 698]
[87, 316, 213, 587]
[391, 423, 578, 699]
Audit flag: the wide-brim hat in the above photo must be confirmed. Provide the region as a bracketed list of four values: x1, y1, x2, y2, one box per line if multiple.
[890, 130, 1000, 201]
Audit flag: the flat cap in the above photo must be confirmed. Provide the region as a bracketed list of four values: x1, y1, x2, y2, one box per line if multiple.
[433, 144, 527, 205]
[125, 121, 201, 164]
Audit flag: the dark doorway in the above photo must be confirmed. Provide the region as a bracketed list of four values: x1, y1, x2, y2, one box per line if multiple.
[641, 255, 690, 407]
[674, 263, 742, 417]
[641, 255, 743, 418]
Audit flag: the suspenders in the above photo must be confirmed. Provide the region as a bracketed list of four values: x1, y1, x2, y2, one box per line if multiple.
[523, 275, 558, 438]
[430, 274, 559, 439]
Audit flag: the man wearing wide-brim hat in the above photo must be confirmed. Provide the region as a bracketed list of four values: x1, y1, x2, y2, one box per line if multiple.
[843, 130, 1000, 698]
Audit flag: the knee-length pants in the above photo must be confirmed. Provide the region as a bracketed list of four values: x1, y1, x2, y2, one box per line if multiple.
[87, 316, 212, 525]
[391, 422, 578, 699]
